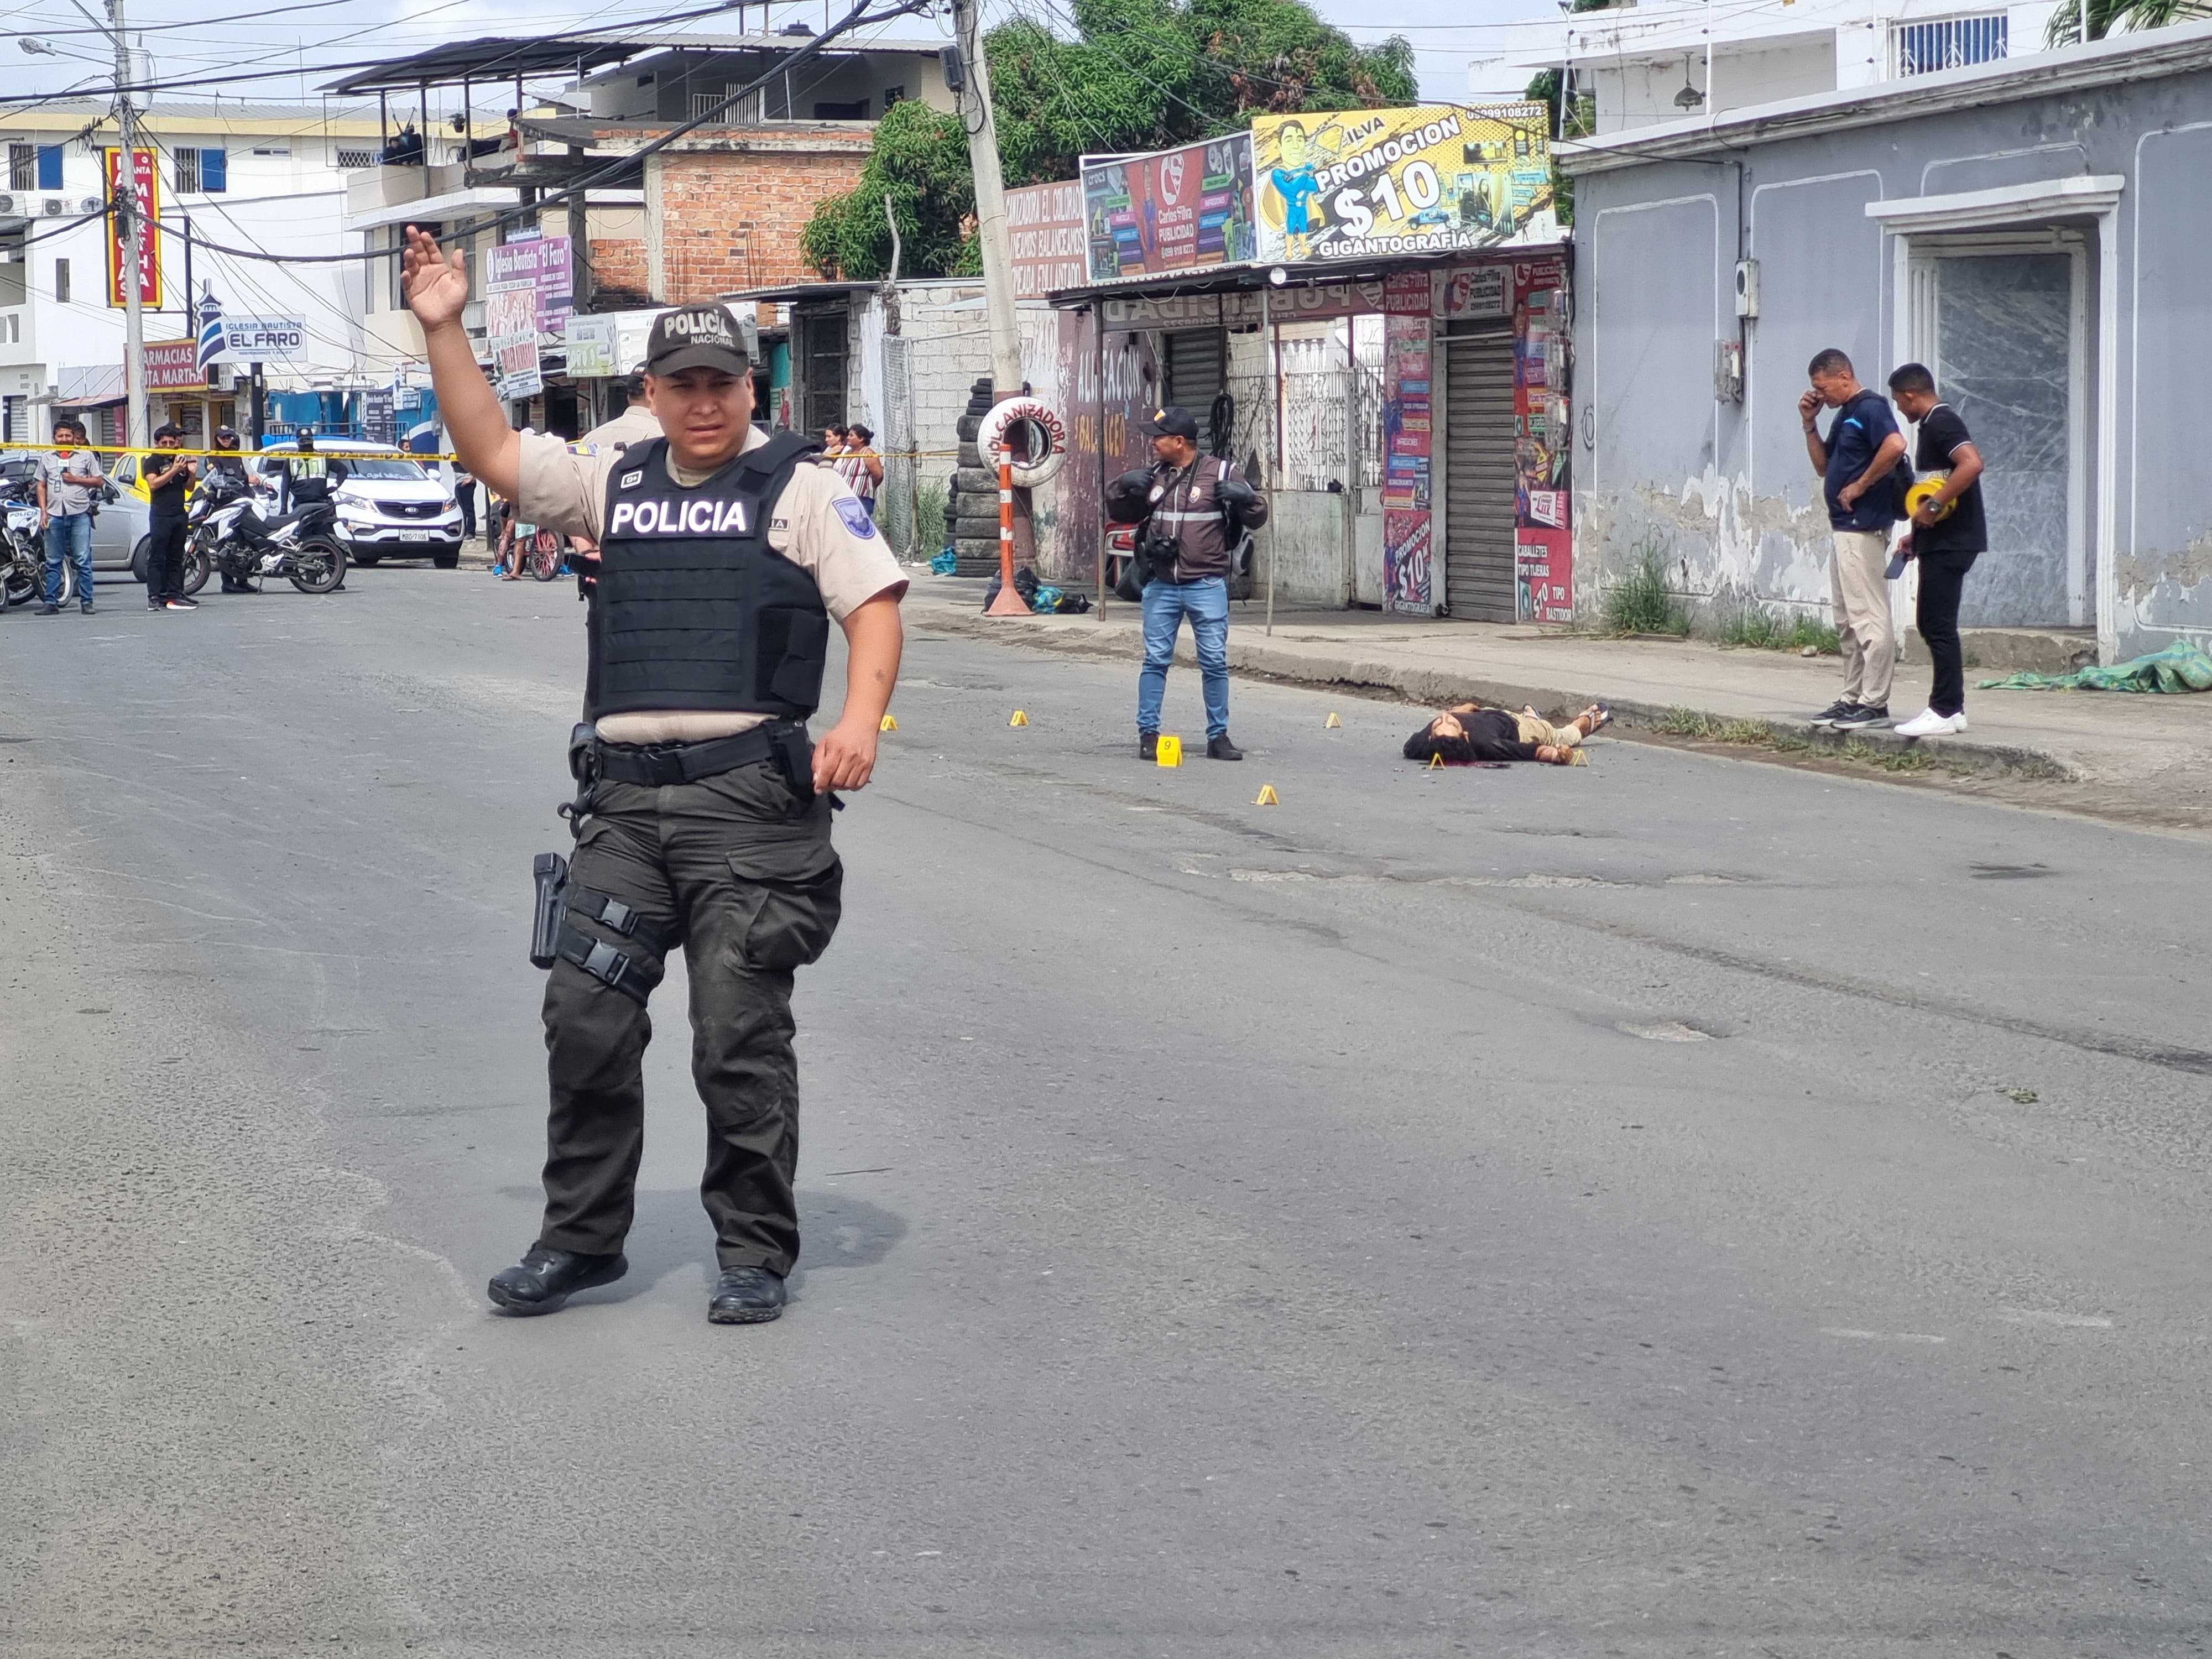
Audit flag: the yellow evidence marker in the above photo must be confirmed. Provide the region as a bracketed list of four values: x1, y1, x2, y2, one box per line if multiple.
[1009, 709, 1030, 727]
[879, 713, 899, 732]
[1428, 753, 1446, 770]
[1254, 784, 1281, 806]
[1156, 734, 1183, 767]
[1324, 712, 1343, 728]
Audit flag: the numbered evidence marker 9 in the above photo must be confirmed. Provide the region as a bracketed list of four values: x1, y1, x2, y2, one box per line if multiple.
[1155, 734, 1183, 768]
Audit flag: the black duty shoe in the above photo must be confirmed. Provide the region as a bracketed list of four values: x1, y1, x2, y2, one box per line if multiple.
[79, 602, 95, 614]
[486, 1243, 628, 1315]
[1830, 703, 1890, 729]
[708, 1265, 787, 1324]
[1206, 734, 1244, 761]
[1808, 699, 1858, 727]
[1139, 732, 1158, 761]
[35, 602, 58, 615]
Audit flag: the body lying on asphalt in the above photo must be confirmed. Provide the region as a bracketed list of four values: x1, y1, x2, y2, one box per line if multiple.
[1403, 701, 1611, 766]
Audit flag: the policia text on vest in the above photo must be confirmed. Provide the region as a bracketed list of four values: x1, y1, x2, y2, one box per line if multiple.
[401, 228, 908, 1326]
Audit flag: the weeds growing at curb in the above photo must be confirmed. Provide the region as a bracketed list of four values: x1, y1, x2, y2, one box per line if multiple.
[1603, 536, 1691, 637]
[1714, 603, 1840, 655]
[1657, 706, 1936, 772]
[915, 479, 948, 557]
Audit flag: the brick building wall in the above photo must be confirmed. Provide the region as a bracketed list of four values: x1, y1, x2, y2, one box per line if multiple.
[646, 132, 873, 301]
[588, 238, 651, 303]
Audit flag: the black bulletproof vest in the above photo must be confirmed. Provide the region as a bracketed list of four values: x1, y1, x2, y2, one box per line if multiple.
[587, 433, 829, 722]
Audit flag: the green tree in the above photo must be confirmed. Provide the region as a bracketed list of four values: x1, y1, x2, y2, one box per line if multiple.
[801, 0, 1417, 279]
[2045, 0, 2210, 44]
[1522, 67, 1594, 226]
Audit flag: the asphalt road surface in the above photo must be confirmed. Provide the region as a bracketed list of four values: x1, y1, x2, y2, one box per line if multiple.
[2, 571, 2206, 1659]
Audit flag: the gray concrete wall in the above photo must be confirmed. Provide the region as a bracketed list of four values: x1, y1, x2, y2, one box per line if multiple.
[1570, 54, 2212, 661]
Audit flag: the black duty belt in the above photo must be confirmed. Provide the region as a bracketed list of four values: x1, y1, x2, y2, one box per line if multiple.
[591, 722, 793, 786]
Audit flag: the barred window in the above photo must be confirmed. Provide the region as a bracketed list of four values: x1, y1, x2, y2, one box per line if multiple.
[174, 147, 227, 192]
[336, 148, 379, 169]
[8, 144, 33, 192]
[1893, 14, 2007, 75]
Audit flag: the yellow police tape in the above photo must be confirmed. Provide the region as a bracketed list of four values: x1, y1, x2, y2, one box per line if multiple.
[11, 440, 462, 462]
[10, 440, 972, 463]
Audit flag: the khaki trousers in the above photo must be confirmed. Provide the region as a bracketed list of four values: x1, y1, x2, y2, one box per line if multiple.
[1830, 529, 1896, 707]
[1513, 712, 1583, 748]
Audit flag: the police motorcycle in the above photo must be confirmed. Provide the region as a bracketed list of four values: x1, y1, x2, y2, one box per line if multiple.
[188, 469, 347, 594]
[0, 472, 41, 609]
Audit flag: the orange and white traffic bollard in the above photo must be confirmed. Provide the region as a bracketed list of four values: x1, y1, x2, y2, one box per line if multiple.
[984, 444, 1031, 616]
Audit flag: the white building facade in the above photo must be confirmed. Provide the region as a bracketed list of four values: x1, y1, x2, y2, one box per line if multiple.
[0, 100, 386, 444]
[1494, 0, 2065, 133]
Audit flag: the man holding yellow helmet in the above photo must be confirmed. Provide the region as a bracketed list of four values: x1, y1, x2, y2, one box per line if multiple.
[1886, 363, 1987, 739]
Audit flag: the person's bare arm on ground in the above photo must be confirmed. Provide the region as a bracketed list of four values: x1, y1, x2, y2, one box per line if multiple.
[400, 225, 520, 500]
[812, 592, 903, 793]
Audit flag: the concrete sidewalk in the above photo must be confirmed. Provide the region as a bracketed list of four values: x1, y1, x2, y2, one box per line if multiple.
[902, 573, 2212, 830]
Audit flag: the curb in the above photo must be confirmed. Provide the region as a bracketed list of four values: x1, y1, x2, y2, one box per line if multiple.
[906, 596, 2078, 783]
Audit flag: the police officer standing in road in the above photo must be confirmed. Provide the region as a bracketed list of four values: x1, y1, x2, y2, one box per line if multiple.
[401, 224, 907, 1326]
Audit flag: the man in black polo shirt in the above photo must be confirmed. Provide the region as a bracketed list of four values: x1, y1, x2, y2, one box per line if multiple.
[140, 425, 198, 612]
[1886, 363, 1987, 737]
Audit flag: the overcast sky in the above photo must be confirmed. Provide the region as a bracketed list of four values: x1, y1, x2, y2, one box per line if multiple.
[0, 0, 1547, 115]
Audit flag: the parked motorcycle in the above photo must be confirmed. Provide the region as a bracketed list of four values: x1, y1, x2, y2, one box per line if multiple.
[1, 493, 50, 609]
[188, 474, 346, 595]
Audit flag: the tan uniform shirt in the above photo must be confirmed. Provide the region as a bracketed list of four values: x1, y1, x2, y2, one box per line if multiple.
[580, 404, 662, 449]
[519, 424, 907, 744]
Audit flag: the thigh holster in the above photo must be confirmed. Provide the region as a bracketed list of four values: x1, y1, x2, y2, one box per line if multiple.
[538, 861, 681, 1007]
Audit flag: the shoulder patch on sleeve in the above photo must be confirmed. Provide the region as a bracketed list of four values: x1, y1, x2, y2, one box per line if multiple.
[833, 495, 878, 539]
[566, 442, 599, 456]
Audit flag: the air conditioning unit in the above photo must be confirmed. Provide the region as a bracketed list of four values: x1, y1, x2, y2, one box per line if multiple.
[41, 197, 66, 217]
[76, 196, 102, 216]
[0, 193, 18, 218]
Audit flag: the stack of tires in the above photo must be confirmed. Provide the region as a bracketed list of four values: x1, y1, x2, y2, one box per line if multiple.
[945, 378, 1004, 577]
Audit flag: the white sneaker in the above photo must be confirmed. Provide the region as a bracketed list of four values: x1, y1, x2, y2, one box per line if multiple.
[1893, 708, 1966, 738]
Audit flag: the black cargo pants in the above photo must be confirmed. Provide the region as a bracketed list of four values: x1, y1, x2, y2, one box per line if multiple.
[539, 758, 842, 1275]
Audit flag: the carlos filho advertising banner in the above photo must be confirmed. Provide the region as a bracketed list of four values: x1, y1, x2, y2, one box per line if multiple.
[1251, 104, 1557, 264]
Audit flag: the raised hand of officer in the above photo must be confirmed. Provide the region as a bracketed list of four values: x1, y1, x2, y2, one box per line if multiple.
[400, 225, 469, 328]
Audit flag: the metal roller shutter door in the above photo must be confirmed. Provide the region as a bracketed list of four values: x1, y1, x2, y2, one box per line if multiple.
[1164, 328, 1225, 415]
[1443, 329, 1517, 622]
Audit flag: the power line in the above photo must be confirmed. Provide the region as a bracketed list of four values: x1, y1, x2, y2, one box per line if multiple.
[127, 0, 936, 271]
[0, 0, 752, 106]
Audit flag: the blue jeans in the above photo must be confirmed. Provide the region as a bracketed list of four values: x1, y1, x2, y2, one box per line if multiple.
[44, 512, 93, 606]
[1138, 576, 1230, 739]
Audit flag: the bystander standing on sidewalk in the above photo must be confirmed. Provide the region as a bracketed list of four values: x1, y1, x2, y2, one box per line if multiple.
[1799, 349, 1907, 728]
[453, 463, 478, 543]
[838, 423, 883, 518]
[34, 419, 101, 615]
[1885, 364, 1988, 737]
[140, 425, 197, 612]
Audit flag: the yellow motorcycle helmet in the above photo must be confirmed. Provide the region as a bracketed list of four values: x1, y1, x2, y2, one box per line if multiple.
[1906, 476, 1955, 521]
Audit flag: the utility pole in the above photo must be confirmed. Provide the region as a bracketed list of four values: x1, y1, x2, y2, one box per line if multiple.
[948, 0, 1021, 404]
[108, 0, 148, 452]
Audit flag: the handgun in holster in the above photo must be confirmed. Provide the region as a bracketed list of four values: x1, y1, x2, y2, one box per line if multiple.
[530, 851, 569, 969]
